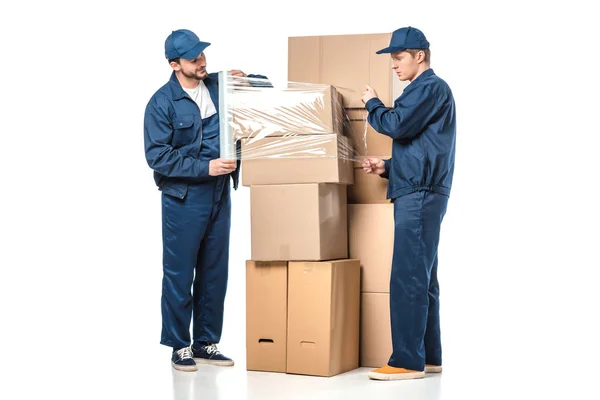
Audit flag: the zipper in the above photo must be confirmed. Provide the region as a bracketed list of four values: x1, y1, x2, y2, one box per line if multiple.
[180, 91, 204, 199]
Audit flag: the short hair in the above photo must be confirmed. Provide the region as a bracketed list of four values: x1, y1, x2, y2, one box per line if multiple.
[405, 48, 430, 64]
[168, 57, 181, 64]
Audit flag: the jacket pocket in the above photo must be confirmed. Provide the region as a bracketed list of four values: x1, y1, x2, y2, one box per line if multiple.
[172, 116, 196, 147]
[399, 142, 426, 186]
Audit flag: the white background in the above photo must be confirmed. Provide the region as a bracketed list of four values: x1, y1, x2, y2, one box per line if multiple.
[1, 0, 599, 399]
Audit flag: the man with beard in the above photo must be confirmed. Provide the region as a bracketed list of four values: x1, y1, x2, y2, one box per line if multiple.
[143, 29, 268, 372]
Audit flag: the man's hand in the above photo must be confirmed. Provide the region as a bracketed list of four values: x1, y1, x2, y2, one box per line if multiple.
[230, 70, 247, 77]
[361, 85, 378, 104]
[209, 158, 237, 176]
[230, 70, 249, 87]
[362, 157, 385, 175]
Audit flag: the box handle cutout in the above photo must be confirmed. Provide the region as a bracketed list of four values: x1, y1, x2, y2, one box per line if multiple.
[300, 341, 316, 348]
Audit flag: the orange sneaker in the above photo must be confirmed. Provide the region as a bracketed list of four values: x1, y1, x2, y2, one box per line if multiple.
[368, 365, 425, 381]
[425, 364, 442, 373]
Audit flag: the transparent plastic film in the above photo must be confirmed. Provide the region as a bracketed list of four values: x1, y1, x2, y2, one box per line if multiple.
[343, 108, 392, 165]
[218, 72, 385, 164]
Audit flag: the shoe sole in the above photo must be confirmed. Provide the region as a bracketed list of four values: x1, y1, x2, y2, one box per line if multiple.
[193, 358, 235, 366]
[425, 365, 442, 373]
[368, 371, 425, 381]
[171, 361, 198, 372]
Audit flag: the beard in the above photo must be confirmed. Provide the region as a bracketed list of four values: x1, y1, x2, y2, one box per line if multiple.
[181, 68, 208, 81]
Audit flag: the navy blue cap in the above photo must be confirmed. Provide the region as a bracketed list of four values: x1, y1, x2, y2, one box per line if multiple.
[376, 26, 429, 54]
[165, 29, 211, 60]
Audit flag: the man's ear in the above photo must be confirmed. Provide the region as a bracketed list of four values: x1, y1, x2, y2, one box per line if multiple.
[417, 50, 425, 64]
[170, 61, 180, 71]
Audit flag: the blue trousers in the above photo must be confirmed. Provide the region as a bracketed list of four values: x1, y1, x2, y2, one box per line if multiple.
[388, 190, 448, 371]
[160, 177, 230, 349]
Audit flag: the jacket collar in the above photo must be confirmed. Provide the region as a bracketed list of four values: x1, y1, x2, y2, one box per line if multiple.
[411, 68, 435, 85]
[166, 71, 215, 101]
[166, 71, 187, 100]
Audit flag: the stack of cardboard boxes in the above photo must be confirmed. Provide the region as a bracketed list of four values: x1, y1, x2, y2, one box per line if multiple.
[236, 84, 361, 377]
[236, 32, 407, 377]
[288, 32, 409, 368]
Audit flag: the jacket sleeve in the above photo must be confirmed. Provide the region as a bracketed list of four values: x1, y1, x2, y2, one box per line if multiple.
[247, 74, 273, 88]
[143, 98, 210, 179]
[365, 85, 438, 140]
[379, 158, 391, 179]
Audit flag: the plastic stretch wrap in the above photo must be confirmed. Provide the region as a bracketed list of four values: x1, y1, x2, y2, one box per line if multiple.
[218, 72, 383, 163]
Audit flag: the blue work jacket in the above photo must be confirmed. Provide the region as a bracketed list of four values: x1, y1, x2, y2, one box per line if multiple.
[366, 69, 456, 199]
[144, 71, 267, 199]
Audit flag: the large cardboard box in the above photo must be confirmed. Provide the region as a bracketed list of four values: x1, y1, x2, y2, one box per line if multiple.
[347, 168, 389, 204]
[348, 204, 394, 292]
[241, 134, 353, 186]
[287, 260, 361, 377]
[360, 293, 393, 367]
[345, 109, 393, 166]
[288, 33, 395, 108]
[251, 184, 348, 261]
[245, 261, 288, 373]
[231, 85, 343, 139]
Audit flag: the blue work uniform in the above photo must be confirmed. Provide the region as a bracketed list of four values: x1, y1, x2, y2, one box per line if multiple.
[365, 68, 456, 371]
[144, 71, 266, 349]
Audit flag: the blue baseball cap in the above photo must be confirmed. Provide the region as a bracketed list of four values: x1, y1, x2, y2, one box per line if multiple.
[165, 29, 211, 60]
[376, 26, 429, 54]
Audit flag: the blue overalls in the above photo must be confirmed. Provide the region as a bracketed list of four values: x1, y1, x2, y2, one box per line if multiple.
[366, 69, 456, 371]
[144, 72, 266, 350]
[160, 113, 230, 349]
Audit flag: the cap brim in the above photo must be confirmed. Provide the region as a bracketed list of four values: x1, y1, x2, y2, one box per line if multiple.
[376, 46, 407, 54]
[181, 41, 211, 60]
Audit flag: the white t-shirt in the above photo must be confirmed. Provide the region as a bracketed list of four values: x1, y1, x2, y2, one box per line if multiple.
[183, 81, 217, 119]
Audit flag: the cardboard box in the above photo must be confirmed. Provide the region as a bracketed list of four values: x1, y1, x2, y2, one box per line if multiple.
[251, 184, 348, 261]
[348, 204, 394, 292]
[347, 168, 389, 204]
[287, 260, 361, 377]
[345, 109, 393, 165]
[231, 85, 343, 139]
[360, 293, 393, 367]
[288, 33, 395, 108]
[241, 134, 354, 186]
[245, 261, 288, 372]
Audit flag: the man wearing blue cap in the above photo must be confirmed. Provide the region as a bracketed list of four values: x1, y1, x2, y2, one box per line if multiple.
[361, 26, 456, 381]
[143, 29, 268, 371]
